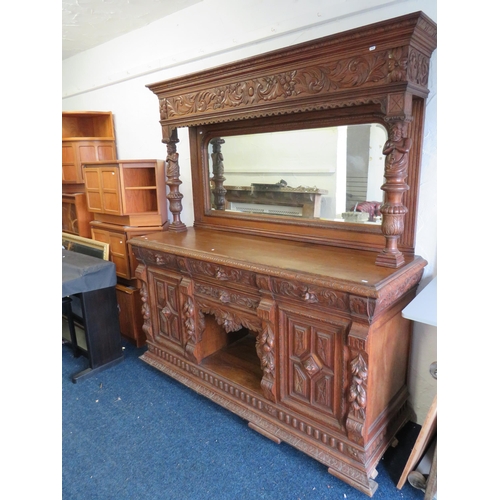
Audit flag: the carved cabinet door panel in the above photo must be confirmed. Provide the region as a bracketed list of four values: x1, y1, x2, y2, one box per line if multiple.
[147, 267, 184, 353]
[279, 306, 349, 430]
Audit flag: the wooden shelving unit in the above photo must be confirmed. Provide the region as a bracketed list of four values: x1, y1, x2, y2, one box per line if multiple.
[62, 111, 116, 186]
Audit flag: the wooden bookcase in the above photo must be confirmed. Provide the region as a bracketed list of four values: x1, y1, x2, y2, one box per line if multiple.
[62, 111, 116, 185]
[62, 111, 117, 239]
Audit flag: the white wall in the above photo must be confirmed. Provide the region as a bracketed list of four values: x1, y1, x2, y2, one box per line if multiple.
[62, 0, 437, 424]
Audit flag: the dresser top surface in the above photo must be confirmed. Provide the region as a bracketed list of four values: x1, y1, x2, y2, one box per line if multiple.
[131, 228, 426, 290]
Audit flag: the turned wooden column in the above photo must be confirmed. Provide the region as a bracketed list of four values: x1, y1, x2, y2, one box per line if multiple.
[376, 110, 413, 268]
[210, 137, 226, 210]
[165, 128, 186, 232]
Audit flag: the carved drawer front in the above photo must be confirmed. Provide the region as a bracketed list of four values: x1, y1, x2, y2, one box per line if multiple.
[147, 267, 184, 351]
[280, 308, 348, 429]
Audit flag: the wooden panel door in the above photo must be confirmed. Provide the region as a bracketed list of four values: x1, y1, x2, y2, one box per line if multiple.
[83, 166, 122, 215]
[63, 140, 117, 184]
[84, 168, 104, 212]
[147, 267, 184, 353]
[100, 167, 122, 215]
[279, 306, 348, 429]
[62, 143, 78, 183]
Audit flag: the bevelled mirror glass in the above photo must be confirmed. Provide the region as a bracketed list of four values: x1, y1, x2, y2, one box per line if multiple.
[207, 124, 387, 224]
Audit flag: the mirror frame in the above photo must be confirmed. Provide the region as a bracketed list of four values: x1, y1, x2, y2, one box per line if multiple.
[147, 11, 437, 267]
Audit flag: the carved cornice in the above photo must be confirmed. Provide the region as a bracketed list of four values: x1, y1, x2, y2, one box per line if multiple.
[149, 12, 436, 131]
[158, 46, 431, 129]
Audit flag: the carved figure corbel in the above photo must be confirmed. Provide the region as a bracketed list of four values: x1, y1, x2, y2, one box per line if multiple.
[376, 118, 412, 268]
[210, 137, 227, 210]
[165, 128, 187, 232]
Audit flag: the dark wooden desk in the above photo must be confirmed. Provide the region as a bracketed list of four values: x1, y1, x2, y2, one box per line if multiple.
[62, 249, 124, 382]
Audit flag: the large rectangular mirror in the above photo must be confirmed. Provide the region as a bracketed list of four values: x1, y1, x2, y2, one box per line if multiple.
[207, 123, 387, 223]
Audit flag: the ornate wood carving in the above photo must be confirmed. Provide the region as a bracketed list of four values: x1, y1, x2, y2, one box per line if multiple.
[136, 264, 152, 341]
[197, 300, 262, 333]
[376, 119, 412, 267]
[194, 282, 259, 310]
[256, 298, 277, 402]
[150, 14, 436, 128]
[179, 277, 200, 362]
[165, 128, 186, 232]
[153, 273, 182, 345]
[134, 12, 436, 497]
[209, 137, 226, 210]
[147, 12, 437, 263]
[265, 277, 350, 311]
[346, 352, 369, 446]
[187, 259, 257, 287]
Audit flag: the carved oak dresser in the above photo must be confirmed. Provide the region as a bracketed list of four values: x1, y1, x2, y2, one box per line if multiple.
[129, 12, 437, 496]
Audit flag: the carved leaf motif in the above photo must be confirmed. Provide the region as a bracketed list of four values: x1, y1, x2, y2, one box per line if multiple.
[164, 51, 396, 119]
[348, 354, 368, 420]
[329, 54, 388, 88]
[256, 71, 298, 100]
[197, 302, 261, 333]
[182, 297, 196, 343]
[256, 325, 275, 376]
[387, 47, 408, 82]
[194, 283, 259, 310]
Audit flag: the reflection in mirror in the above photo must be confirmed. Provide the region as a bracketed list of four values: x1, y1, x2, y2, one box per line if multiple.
[208, 124, 388, 223]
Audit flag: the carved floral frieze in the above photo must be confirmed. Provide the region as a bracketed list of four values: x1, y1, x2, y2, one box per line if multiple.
[197, 301, 262, 333]
[162, 47, 430, 124]
[187, 259, 257, 287]
[194, 283, 259, 310]
[263, 277, 350, 311]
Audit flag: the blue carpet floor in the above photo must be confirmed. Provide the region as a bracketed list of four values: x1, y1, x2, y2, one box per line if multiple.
[62, 340, 425, 500]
